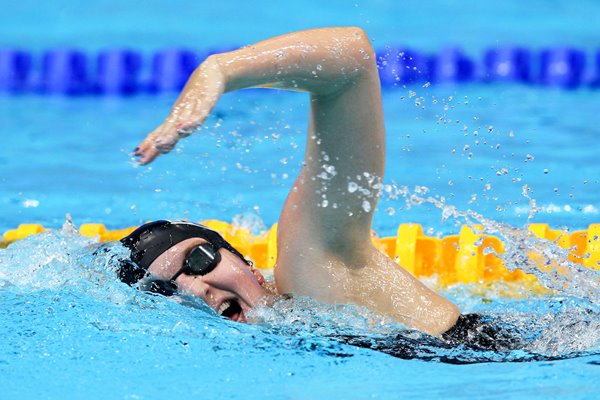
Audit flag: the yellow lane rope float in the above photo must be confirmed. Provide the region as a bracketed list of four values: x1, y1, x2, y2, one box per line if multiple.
[3, 221, 599, 289]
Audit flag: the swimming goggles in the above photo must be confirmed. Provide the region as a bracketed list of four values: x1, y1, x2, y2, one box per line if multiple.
[139, 242, 222, 296]
[173, 242, 222, 280]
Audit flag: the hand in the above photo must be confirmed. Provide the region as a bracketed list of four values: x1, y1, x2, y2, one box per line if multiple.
[133, 123, 179, 165]
[133, 56, 226, 165]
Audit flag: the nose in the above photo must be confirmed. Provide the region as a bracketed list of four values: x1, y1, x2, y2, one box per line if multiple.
[176, 274, 212, 301]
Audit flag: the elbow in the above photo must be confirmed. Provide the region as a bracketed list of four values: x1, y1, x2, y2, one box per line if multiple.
[346, 27, 372, 45]
[335, 27, 376, 78]
[346, 27, 375, 64]
[203, 53, 231, 90]
[204, 54, 224, 73]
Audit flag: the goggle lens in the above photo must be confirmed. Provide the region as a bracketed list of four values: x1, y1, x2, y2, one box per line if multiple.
[184, 243, 222, 276]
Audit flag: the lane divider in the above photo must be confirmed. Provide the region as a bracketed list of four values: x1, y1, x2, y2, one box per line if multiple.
[1, 46, 599, 95]
[3, 221, 599, 289]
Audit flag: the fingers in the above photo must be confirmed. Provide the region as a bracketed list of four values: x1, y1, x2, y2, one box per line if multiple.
[133, 119, 197, 165]
[133, 137, 160, 165]
[133, 131, 178, 165]
[134, 146, 159, 165]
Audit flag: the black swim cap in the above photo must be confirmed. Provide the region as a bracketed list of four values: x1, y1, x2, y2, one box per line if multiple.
[117, 220, 249, 286]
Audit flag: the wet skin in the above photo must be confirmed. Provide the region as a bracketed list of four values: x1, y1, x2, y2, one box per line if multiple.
[146, 238, 271, 322]
[133, 27, 461, 336]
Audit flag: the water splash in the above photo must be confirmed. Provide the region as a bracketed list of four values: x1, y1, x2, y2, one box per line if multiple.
[0, 220, 94, 290]
[373, 185, 600, 361]
[397, 185, 600, 304]
[1, 216, 598, 364]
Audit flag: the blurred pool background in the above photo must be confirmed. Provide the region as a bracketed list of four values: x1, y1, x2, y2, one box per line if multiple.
[1, 1, 599, 399]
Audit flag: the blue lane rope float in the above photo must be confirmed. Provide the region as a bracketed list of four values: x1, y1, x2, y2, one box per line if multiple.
[539, 48, 587, 88]
[41, 49, 89, 95]
[0, 49, 31, 91]
[483, 47, 531, 83]
[97, 50, 142, 95]
[0, 46, 599, 95]
[428, 47, 475, 84]
[150, 49, 197, 93]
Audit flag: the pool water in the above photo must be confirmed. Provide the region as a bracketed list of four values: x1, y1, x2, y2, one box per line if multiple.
[2, 1, 600, 399]
[2, 226, 599, 399]
[3, 85, 599, 233]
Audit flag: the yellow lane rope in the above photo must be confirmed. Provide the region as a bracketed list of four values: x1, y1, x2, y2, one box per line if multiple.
[3, 221, 599, 289]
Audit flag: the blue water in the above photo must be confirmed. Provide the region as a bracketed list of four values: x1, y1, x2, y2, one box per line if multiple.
[2, 86, 599, 233]
[3, 0, 600, 53]
[2, 1, 600, 399]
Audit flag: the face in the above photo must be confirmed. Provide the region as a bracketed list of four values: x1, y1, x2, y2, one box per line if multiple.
[145, 238, 271, 322]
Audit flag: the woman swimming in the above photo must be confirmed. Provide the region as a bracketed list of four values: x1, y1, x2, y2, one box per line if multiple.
[126, 27, 465, 339]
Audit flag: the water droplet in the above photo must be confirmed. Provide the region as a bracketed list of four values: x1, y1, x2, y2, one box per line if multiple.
[543, 169, 549, 174]
[362, 200, 371, 213]
[323, 164, 336, 175]
[22, 199, 40, 208]
[386, 207, 395, 216]
[348, 182, 358, 193]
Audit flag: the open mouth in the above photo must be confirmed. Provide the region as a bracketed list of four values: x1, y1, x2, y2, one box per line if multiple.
[217, 299, 243, 321]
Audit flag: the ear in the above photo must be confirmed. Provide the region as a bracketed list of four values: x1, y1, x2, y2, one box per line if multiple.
[249, 265, 265, 286]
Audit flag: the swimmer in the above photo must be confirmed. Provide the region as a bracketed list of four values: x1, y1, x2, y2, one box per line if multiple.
[122, 27, 505, 346]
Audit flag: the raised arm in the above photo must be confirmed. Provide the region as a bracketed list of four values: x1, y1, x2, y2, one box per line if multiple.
[134, 26, 384, 261]
[134, 28, 459, 336]
[135, 27, 380, 163]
